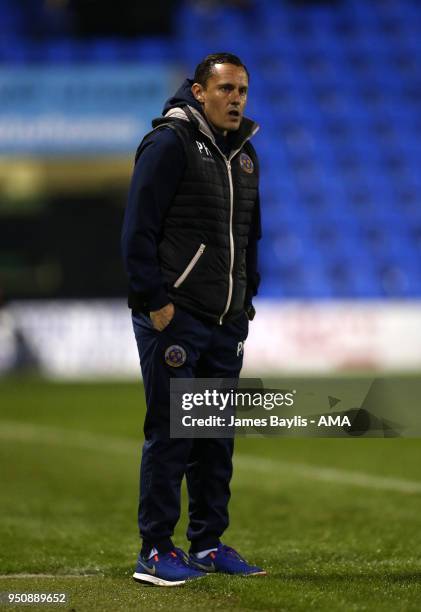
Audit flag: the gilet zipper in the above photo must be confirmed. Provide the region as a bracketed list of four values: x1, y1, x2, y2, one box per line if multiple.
[173, 243, 206, 288]
[218, 159, 234, 325]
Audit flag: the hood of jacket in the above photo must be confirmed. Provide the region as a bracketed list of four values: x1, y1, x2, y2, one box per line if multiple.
[162, 78, 203, 115]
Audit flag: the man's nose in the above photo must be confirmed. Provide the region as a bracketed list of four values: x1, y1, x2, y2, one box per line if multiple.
[230, 90, 241, 104]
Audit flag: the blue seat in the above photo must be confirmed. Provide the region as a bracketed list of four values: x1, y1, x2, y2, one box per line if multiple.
[130, 38, 173, 61]
[377, 259, 421, 298]
[46, 39, 75, 63]
[89, 39, 120, 62]
[326, 255, 380, 298]
[278, 262, 332, 298]
[0, 37, 29, 63]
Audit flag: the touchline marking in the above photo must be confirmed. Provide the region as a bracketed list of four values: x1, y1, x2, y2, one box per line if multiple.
[234, 455, 421, 495]
[1, 420, 420, 495]
[0, 421, 139, 455]
[0, 574, 97, 579]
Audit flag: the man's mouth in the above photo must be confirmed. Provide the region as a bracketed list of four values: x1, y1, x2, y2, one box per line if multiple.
[228, 110, 240, 118]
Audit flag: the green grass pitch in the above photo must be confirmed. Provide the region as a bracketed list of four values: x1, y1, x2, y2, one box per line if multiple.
[0, 377, 420, 611]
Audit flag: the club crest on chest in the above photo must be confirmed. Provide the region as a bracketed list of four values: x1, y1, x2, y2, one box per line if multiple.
[239, 152, 254, 174]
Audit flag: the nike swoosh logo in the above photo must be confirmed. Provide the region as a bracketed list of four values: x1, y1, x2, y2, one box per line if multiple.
[193, 560, 216, 572]
[138, 561, 156, 575]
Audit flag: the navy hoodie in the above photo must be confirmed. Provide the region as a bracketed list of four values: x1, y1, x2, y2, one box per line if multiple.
[121, 79, 261, 314]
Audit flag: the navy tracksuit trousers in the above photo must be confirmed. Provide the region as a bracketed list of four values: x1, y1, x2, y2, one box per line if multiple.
[132, 305, 249, 555]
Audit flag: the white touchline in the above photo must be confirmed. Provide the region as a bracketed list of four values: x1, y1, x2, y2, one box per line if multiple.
[234, 455, 421, 495]
[0, 573, 97, 579]
[0, 420, 138, 456]
[1, 420, 421, 495]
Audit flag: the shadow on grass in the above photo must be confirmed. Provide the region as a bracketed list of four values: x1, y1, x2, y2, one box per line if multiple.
[106, 565, 421, 586]
[269, 571, 421, 583]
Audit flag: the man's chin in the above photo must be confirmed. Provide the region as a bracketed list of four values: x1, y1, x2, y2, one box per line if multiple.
[208, 119, 241, 134]
[225, 122, 241, 132]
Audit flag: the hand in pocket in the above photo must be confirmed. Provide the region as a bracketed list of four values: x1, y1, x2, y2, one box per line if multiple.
[150, 302, 175, 331]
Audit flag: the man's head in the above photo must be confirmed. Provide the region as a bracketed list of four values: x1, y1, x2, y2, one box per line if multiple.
[191, 53, 249, 135]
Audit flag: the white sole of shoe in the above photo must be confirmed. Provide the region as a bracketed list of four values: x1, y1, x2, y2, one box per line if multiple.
[133, 572, 186, 587]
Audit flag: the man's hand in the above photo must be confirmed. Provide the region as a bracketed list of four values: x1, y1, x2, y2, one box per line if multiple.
[150, 302, 175, 331]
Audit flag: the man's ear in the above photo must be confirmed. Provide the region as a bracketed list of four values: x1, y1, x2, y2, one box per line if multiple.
[191, 82, 204, 103]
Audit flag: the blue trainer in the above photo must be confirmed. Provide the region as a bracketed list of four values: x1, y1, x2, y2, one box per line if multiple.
[189, 543, 267, 576]
[133, 548, 206, 586]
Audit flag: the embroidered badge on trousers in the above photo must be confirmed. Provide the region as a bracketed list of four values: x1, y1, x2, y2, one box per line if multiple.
[165, 345, 187, 367]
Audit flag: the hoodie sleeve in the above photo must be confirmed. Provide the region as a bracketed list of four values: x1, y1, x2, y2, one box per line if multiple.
[245, 189, 262, 308]
[245, 146, 262, 313]
[121, 126, 186, 313]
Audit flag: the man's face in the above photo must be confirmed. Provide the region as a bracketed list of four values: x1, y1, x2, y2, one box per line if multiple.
[192, 63, 249, 134]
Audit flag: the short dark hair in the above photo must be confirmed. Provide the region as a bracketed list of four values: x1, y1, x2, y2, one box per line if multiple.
[193, 53, 249, 87]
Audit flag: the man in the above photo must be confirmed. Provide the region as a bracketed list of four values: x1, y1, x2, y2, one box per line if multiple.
[122, 53, 264, 586]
